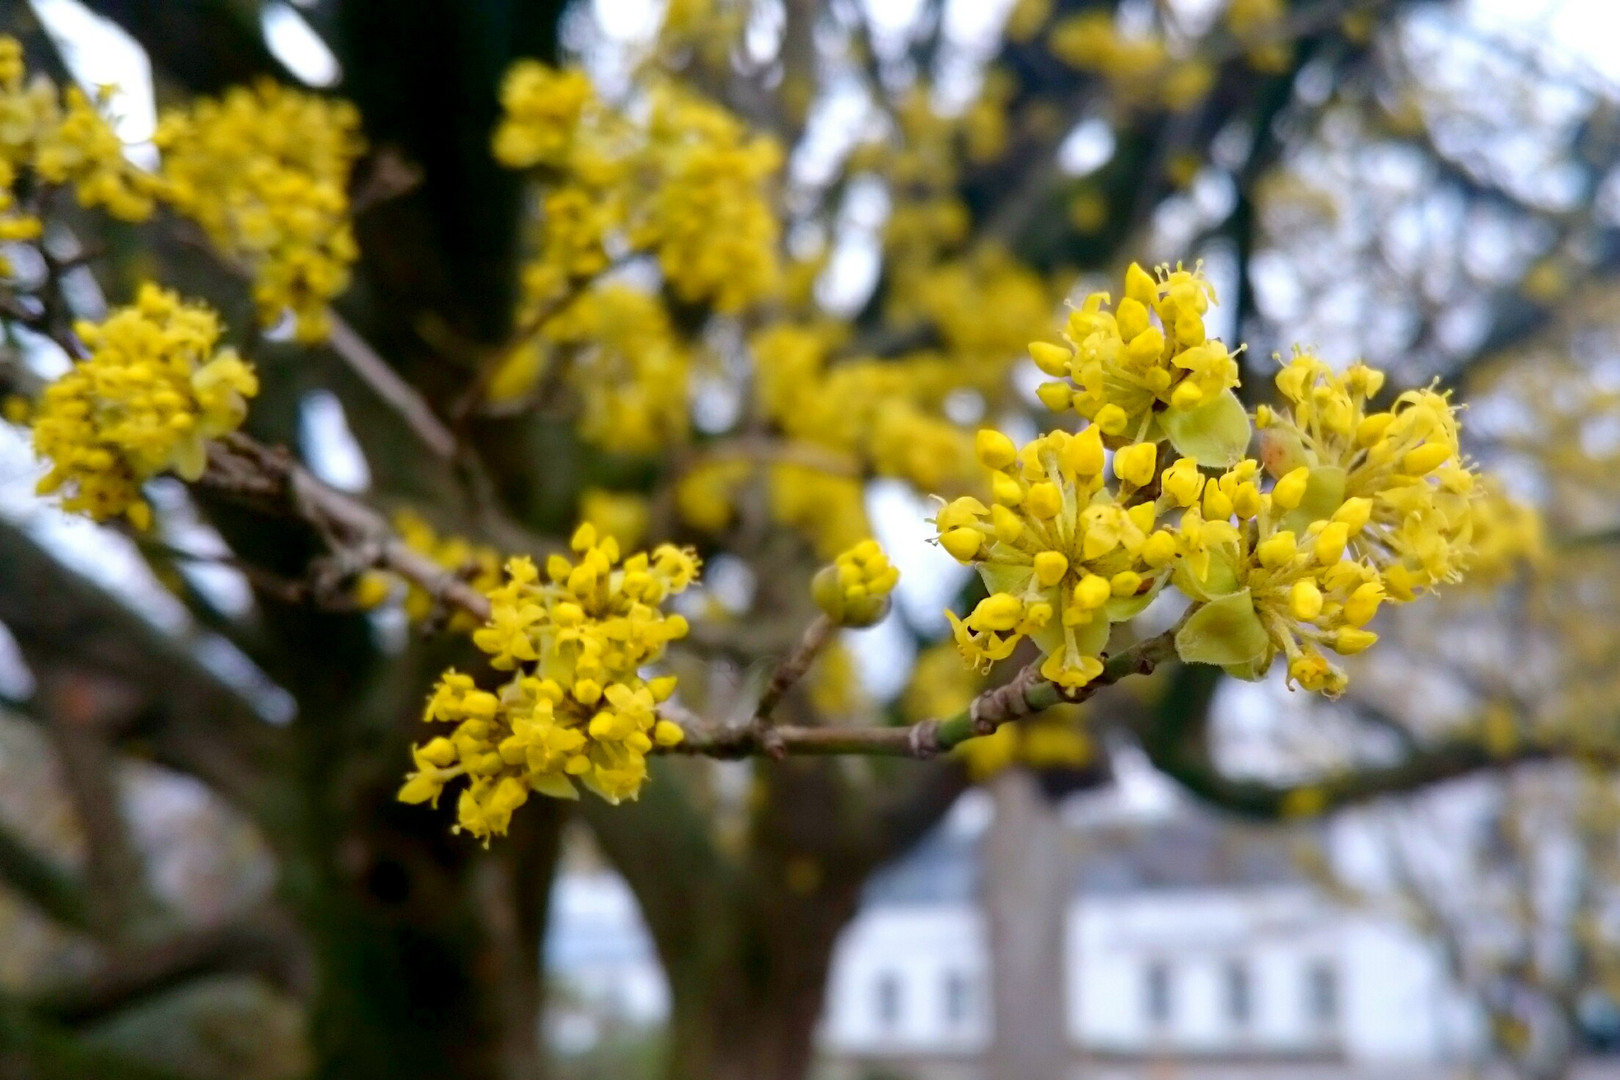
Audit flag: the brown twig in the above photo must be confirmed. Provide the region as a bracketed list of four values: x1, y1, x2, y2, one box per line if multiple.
[325, 309, 458, 459]
[750, 613, 835, 754]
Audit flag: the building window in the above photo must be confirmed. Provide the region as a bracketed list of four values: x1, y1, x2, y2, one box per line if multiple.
[1307, 962, 1338, 1027]
[875, 972, 902, 1031]
[943, 971, 970, 1028]
[1225, 960, 1252, 1028]
[1145, 961, 1172, 1027]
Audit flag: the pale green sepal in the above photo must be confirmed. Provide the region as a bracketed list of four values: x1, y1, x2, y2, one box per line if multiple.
[1161, 388, 1251, 467]
[1104, 574, 1166, 622]
[1174, 590, 1270, 668]
[1281, 465, 1348, 533]
[530, 773, 580, 801]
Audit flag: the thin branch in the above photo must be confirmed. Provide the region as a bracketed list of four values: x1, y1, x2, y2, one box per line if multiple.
[751, 614, 835, 752]
[673, 627, 1184, 761]
[325, 309, 458, 460]
[25, 909, 312, 1024]
[0, 817, 90, 932]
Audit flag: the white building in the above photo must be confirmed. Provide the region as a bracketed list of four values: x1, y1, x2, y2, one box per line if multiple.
[546, 798, 1488, 1075]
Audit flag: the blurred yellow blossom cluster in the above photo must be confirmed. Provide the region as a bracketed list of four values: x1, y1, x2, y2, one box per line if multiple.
[154, 80, 363, 343]
[0, 36, 154, 272]
[1225, 0, 1293, 73]
[399, 524, 700, 837]
[354, 509, 504, 629]
[1048, 13, 1213, 112]
[956, 708, 1094, 781]
[31, 285, 256, 529]
[487, 61, 781, 451]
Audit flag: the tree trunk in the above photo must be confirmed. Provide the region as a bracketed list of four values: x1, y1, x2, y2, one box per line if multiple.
[292, 794, 564, 1080]
[662, 878, 860, 1080]
[983, 769, 1069, 1080]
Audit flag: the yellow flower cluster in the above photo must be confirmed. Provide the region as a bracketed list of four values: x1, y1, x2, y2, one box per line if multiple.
[1162, 355, 1477, 695]
[31, 285, 256, 529]
[935, 426, 1174, 689]
[399, 524, 701, 839]
[354, 509, 503, 629]
[1032, 262, 1251, 469]
[155, 81, 362, 343]
[1256, 352, 1474, 599]
[1047, 14, 1213, 111]
[0, 36, 154, 262]
[493, 61, 781, 318]
[935, 275, 1490, 700]
[812, 539, 900, 628]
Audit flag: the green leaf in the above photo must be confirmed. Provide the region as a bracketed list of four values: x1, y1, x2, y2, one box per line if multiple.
[1174, 590, 1271, 668]
[1162, 388, 1252, 467]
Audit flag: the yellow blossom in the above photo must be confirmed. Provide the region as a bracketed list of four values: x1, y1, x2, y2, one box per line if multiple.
[401, 525, 702, 839]
[31, 285, 256, 527]
[812, 539, 900, 627]
[0, 36, 154, 250]
[935, 425, 1168, 688]
[1033, 262, 1251, 467]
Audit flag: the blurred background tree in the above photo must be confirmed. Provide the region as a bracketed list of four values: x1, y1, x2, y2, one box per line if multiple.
[0, 1, 1614, 1080]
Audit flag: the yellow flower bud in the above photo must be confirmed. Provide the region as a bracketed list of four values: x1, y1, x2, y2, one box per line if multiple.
[1257, 531, 1297, 569]
[1110, 570, 1142, 597]
[971, 593, 1025, 632]
[1272, 466, 1309, 510]
[1331, 496, 1372, 535]
[1114, 442, 1157, 487]
[1073, 574, 1112, 609]
[1094, 403, 1129, 436]
[940, 527, 983, 562]
[1170, 379, 1204, 410]
[1036, 382, 1074, 411]
[1161, 457, 1203, 506]
[1029, 340, 1073, 376]
[1401, 443, 1452, 477]
[1331, 627, 1378, 655]
[975, 429, 1018, 470]
[1342, 582, 1384, 628]
[1143, 531, 1178, 568]
[1355, 412, 1395, 447]
[1063, 425, 1106, 476]
[1313, 521, 1348, 565]
[1025, 481, 1062, 519]
[991, 504, 1024, 543]
[1034, 550, 1070, 587]
[1289, 579, 1324, 621]
[992, 472, 1025, 505]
